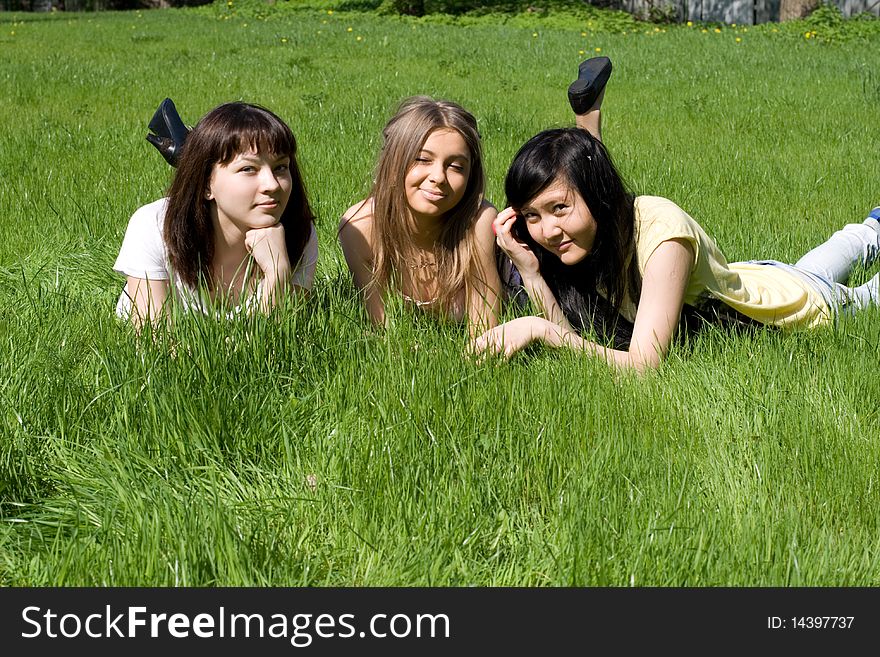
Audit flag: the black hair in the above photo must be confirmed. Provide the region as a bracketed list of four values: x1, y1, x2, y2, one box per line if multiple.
[505, 128, 638, 347]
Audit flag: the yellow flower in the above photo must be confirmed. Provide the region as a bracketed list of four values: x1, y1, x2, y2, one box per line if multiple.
[714, 27, 721, 33]
[581, 31, 586, 36]
[532, 32, 538, 38]
[281, 37, 288, 43]
[804, 31, 811, 38]
[735, 37, 741, 43]
[686, 21, 693, 27]
[347, 27, 353, 32]
[731, 23, 736, 27]
[578, 50, 585, 55]
[595, 47, 601, 52]
[327, 9, 333, 14]
[356, 35, 362, 41]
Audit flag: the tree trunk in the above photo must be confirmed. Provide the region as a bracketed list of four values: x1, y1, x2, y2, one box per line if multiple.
[779, 0, 820, 21]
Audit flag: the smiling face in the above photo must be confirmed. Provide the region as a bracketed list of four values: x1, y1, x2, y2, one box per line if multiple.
[519, 177, 597, 265]
[403, 128, 471, 224]
[207, 149, 293, 236]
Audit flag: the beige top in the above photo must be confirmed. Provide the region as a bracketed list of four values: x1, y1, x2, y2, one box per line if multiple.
[621, 196, 830, 328]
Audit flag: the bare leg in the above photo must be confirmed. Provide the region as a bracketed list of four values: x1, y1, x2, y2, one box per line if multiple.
[574, 88, 605, 142]
[569, 56, 611, 142]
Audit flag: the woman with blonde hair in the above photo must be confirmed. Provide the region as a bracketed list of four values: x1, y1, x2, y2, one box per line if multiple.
[338, 96, 503, 335]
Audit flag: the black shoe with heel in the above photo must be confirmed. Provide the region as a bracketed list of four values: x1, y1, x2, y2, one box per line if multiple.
[568, 56, 612, 115]
[146, 98, 189, 167]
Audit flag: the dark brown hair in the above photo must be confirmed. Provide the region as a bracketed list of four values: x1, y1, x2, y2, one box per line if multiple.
[163, 102, 314, 289]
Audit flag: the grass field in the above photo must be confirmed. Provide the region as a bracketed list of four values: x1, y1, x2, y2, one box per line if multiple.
[1, 2, 879, 586]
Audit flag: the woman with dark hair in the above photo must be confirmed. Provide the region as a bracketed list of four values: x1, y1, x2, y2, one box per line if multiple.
[475, 58, 880, 371]
[114, 102, 318, 326]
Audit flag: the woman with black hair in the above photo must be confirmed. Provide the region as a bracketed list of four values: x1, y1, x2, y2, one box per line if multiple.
[475, 58, 880, 371]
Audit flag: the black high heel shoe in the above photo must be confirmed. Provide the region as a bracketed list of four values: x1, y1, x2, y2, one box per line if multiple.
[568, 56, 612, 115]
[146, 98, 189, 167]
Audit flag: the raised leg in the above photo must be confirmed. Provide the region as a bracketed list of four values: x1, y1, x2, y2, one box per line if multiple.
[574, 88, 605, 142]
[569, 56, 611, 142]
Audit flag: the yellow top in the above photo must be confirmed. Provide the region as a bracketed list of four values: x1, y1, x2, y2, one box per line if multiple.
[620, 196, 830, 328]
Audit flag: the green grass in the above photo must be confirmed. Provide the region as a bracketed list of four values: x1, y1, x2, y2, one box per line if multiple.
[1, 3, 879, 586]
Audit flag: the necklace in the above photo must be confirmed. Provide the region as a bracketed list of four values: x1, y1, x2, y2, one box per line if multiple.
[407, 260, 437, 269]
[404, 252, 438, 269]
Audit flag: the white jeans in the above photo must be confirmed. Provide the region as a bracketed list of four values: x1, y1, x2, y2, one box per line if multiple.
[793, 215, 880, 312]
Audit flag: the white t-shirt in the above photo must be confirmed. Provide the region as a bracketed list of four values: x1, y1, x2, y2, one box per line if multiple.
[113, 198, 319, 318]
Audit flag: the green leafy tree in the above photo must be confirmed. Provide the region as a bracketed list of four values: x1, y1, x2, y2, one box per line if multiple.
[378, 0, 425, 15]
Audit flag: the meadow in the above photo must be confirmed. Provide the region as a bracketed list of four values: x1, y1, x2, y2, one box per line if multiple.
[1, 1, 879, 586]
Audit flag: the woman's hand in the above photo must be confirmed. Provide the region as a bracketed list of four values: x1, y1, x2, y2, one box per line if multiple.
[493, 207, 539, 277]
[246, 224, 292, 312]
[473, 316, 554, 359]
[245, 224, 291, 283]
[473, 239, 694, 372]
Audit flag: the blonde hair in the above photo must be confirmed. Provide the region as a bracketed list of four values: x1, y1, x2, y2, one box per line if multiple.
[370, 96, 485, 309]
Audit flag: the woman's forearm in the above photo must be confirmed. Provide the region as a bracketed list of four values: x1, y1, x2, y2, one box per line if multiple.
[519, 272, 575, 333]
[538, 320, 654, 372]
[259, 262, 293, 312]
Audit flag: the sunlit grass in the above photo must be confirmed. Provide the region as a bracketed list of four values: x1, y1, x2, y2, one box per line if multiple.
[0, 4, 879, 586]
